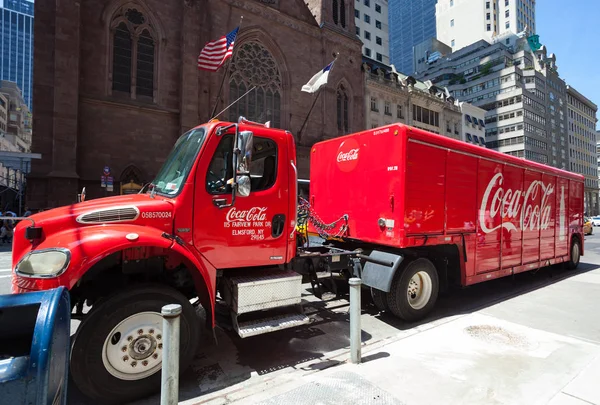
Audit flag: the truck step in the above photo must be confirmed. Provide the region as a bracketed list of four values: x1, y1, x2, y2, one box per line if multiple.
[223, 270, 303, 314]
[235, 312, 311, 338]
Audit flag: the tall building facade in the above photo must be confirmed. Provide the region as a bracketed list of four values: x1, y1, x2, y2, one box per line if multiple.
[355, 0, 390, 64]
[388, 0, 436, 74]
[416, 35, 569, 170]
[0, 0, 34, 110]
[29, 0, 365, 209]
[436, 0, 536, 53]
[566, 86, 598, 215]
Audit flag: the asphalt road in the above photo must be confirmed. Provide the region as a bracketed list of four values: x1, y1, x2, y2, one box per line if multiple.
[1, 231, 600, 405]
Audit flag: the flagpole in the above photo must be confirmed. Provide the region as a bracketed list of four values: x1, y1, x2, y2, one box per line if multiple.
[297, 53, 339, 143]
[210, 15, 244, 119]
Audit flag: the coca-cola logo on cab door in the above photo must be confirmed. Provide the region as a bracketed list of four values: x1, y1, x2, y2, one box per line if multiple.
[336, 139, 360, 172]
[226, 207, 267, 222]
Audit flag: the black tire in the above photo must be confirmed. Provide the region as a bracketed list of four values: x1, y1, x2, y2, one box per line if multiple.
[371, 287, 389, 312]
[386, 258, 439, 322]
[566, 238, 581, 270]
[70, 284, 201, 405]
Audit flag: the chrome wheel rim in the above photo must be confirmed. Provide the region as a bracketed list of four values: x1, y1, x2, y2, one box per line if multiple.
[102, 312, 164, 380]
[407, 271, 433, 310]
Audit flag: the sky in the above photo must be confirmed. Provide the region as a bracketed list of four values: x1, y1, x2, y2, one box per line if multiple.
[536, 0, 600, 129]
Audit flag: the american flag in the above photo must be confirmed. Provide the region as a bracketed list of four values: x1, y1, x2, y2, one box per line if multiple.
[197, 27, 239, 72]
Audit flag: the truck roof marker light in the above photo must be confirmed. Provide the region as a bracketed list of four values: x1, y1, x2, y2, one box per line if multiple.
[126, 233, 139, 241]
[394, 130, 399, 136]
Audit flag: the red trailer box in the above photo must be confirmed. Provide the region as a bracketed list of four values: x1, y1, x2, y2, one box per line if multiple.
[309, 123, 584, 286]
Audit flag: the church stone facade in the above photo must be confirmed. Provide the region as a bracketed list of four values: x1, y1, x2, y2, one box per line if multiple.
[29, 0, 364, 208]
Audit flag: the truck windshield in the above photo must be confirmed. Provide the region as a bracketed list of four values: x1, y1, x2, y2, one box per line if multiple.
[151, 127, 206, 196]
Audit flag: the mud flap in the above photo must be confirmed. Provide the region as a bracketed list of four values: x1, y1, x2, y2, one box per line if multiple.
[360, 250, 404, 292]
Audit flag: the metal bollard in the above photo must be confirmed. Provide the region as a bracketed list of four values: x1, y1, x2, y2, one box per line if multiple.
[349, 277, 362, 364]
[161, 304, 182, 405]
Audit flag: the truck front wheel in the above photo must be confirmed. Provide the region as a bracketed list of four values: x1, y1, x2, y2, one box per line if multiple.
[567, 238, 581, 270]
[70, 284, 201, 404]
[386, 258, 439, 322]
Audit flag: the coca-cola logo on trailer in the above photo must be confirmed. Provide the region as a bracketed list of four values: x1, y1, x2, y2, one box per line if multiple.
[479, 172, 567, 241]
[336, 139, 360, 172]
[226, 207, 268, 222]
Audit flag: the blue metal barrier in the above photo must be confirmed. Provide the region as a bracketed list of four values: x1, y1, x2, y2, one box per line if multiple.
[0, 287, 71, 405]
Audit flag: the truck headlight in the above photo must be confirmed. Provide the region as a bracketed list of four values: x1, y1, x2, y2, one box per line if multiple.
[16, 249, 71, 278]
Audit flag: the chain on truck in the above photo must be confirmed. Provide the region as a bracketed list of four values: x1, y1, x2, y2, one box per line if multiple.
[7, 116, 585, 404]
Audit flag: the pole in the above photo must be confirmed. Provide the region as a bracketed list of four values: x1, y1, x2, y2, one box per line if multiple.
[211, 85, 256, 121]
[296, 88, 322, 143]
[160, 304, 182, 405]
[349, 277, 362, 364]
[209, 15, 244, 119]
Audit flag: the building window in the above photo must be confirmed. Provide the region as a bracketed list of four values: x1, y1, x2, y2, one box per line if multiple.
[451, 39, 455, 47]
[376, 52, 383, 61]
[384, 101, 391, 116]
[228, 41, 282, 128]
[450, 19, 454, 27]
[110, 8, 158, 101]
[333, 0, 339, 24]
[486, 2, 490, 9]
[397, 104, 403, 119]
[375, 4, 381, 12]
[376, 36, 382, 45]
[355, 9, 359, 18]
[486, 12, 490, 20]
[364, 0, 370, 6]
[340, 0, 346, 27]
[450, 0, 454, 6]
[370, 97, 378, 112]
[505, 9, 509, 17]
[487, 24, 491, 31]
[337, 85, 350, 133]
[365, 47, 372, 57]
[376, 20, 382, 29]
[365, 31, 371, 40]
[356, 26, 360, 35]
[505, 0, 509, 5]
[505, 21, 510, 28]
[506, 38, 510, 44]
[364, 14, 370, 23]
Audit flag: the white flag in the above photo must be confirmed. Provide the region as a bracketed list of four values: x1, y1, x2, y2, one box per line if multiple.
[301, 60, 335, 93]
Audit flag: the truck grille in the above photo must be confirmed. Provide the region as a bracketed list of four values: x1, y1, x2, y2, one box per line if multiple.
[76, 206, 140, 224]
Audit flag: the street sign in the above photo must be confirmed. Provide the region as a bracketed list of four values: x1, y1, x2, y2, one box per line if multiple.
[101, 176, 106, 188]
[103, 166, 111, 176]
[107, 176, 114, 192]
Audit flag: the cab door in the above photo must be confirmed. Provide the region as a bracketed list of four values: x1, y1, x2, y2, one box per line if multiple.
[193, 131, 290, 269]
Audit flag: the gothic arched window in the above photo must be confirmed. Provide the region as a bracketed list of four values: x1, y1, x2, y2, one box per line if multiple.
[228, 42, 282, 128]
[340, 0, 346, 28]
[333, 0, 339, 25]
[337, 85, 349, 133]
[110, 6, 157, 101]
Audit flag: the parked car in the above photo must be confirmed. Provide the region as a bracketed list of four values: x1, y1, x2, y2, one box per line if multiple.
[591, 216, 600, 227]
[584, 217, 593, 235]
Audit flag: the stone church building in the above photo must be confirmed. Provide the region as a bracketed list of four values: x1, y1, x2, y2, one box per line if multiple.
[28, 0, 364, 208]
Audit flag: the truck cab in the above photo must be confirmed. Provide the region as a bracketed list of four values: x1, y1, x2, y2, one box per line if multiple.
[10, 117, 307, 404]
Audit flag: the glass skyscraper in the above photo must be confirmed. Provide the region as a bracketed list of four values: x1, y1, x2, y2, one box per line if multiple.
[388, 0, 436, 75]
[0, 0, 34, 110]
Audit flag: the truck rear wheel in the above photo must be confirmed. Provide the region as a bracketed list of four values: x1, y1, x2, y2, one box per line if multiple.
[70, 284, 201, 404]
[567, 238, 581, 270]
[386, 258, 439, 322]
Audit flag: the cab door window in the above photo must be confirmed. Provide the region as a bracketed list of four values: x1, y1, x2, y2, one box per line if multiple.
[206, 135, 278, 194]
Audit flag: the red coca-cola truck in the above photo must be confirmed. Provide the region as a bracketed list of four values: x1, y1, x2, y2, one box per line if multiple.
[9, 118, 583, 403]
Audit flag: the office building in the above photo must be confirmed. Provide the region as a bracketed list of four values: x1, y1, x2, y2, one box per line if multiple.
[413, 37, 452, 75]
[416, 33, 569, 170]
[0, 80, 31, 152]
[459, 101, 487, 147]
[388, 0, 436, 74]
[355, 0, 390, 64]
[362, 58, 463, 140]
[567, 86, 598, 215]
[436, 0, 536, 52]
[0, 0, 34, 110]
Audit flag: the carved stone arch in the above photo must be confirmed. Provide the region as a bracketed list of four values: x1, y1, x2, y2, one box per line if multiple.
[227, 26, 291, 129]
[102, 0, 166, 43]
[120, 164, 144, 185]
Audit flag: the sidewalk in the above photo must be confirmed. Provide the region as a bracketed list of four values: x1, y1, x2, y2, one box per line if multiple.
[177, 258, 600, 405]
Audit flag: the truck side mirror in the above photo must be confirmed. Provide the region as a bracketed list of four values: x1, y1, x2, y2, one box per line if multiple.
[235, 131, 253, 198]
